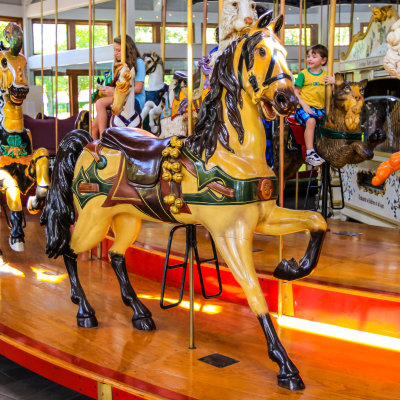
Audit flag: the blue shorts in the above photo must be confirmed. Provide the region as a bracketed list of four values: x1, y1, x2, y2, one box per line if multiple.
[294, 106, 326, 126]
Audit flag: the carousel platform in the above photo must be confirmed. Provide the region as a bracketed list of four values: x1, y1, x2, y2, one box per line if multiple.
[0, 214, 399, 399]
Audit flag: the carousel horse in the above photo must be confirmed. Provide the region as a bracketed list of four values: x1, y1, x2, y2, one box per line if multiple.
[140, 52, 168, 134]
[0, 22, 49, 252]
[109, 63, 141, 129]
[275, 73, 386, 179]
[42, 13, 327, 391]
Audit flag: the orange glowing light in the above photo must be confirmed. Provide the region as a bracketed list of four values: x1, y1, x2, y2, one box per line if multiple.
[31, 267, 67, 283]
[0, 263, 25, 277]
[277, 315, 400, 352]
[138, 294, 222, 314]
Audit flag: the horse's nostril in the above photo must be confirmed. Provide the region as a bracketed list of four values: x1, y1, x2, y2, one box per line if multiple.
[275, 93, 288, 109]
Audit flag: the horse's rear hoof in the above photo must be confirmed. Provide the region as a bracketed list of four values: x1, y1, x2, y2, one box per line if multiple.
[132, 316, 156, 331]
[278, 373, 305, 391]
[77, 315, 98, 328]
[273, 258, 301, 281]
[9, 237, 24, 252]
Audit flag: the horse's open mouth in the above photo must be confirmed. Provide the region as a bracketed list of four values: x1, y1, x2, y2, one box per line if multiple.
[9, 85, 29, 104]
[260, 100, 276, 121]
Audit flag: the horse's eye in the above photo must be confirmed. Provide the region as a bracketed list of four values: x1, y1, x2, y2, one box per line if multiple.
[251, 3, 256, 8]
[258, 48, 266, 57]
[232, 2, 238, 7]
[1, 58, 7, 68]
[343, 85, 351, 93]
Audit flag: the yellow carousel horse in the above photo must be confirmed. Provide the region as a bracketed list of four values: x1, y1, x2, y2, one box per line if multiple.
[0, 22, 49, 252]
[41, 13, 327, 391]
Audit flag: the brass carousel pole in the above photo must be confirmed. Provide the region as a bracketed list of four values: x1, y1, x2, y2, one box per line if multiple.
[187, 0, 195, 350]
[219, 0, 223, 25]
[40, 0, 44, 119]
[116, 0, 120, 37]
[202, 0, 207, 57]
[161, 0, 166, 64]
[121, 0, 126, 64]
[304, 0, 307, 67]
[88, 0, 93, 135]
[55, 0, 58, 149]
[349, 0, 354, 41]
[326, 0, 337, 115]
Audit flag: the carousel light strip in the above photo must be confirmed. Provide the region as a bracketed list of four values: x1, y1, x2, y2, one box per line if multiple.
[276, 315, 400, 352]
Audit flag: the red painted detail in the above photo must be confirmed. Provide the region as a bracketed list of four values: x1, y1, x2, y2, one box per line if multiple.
[0, 340, 98, 398]
[0, 323, 198, 400]
[293, 285, 400, 337]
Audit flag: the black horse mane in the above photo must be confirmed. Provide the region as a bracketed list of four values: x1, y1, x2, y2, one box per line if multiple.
[186, 31, 265, 163]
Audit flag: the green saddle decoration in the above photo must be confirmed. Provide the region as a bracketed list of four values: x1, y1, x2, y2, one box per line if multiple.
[72, 160, 113, 209]
[182, 147, 279, 206]
[1, 135, 28, 158]
[316, 125, 363, 141]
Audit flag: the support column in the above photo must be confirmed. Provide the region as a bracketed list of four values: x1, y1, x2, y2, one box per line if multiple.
[126, 0, 135, 40]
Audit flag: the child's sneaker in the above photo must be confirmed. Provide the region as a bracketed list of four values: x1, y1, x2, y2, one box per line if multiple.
[305, 151, 325, 167]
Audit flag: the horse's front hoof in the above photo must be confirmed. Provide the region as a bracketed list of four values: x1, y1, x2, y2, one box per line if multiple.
[9, 237, 24, 252]
[278, 373, 305, 391]
[77, 315, 98, 328]
[273, 258, 300, 281]
[132, 316, 156, 331]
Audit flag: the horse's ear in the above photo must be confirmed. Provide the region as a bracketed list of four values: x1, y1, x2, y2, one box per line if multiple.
[358, 79, 368, 94]
[335, 73, 345, 86]
[257, 10, 273, 29]
[270, 15, 284, 35]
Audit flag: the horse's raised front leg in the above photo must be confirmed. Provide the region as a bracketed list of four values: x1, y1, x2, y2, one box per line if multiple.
[63, 247, 98, 328]
[212, 233, 304, 391]
[257, 204, 327, 281]
[109, 214, 155, 331]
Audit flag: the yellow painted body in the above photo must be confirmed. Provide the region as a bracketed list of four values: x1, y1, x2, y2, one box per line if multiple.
[70, 20, 327, 316]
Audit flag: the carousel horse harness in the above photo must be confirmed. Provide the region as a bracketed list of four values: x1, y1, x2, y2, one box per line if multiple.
[74, 128, 279, 220]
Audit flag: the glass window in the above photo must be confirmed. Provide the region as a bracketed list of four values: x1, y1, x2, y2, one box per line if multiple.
[33, 23, 67, 54]
[77, 74, 104, 113]
[75, 24, 110, 49]
[135, 25, 153, 43]
[165, 26, 188, 44]
[35, 75, 70, 118]
[206, 27, 218, 45]
[334, 26, 350, 46]
[0, 21, 10, 44]
[284, 28, 311, 46]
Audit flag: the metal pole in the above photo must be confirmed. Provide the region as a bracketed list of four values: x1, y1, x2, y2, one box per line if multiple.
[40, 0, 44, 119]
[202, 0, 207, 57]
[326, 0, 337, 115]
[189, 226, 195, 349]
[116, 0, 120, 37]
[55, 0, 58, 148]
[161, 0, 166, 64]
[89, 0, 93, 134]
[219, 0, 223, 25]
[304, 0, 307, 66]
[349, 0, 354, 41]
[299, 0, 303, 72]
[121, 0, 126, 64]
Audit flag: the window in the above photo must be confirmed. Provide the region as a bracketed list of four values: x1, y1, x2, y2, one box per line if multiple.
[165, 26, 188, 44]
[75, 24, 111, 49]
[284, 28, 311, 46]
[206, 27, 218, 45]
[334, 26, 350, 46]
[32, 20, 112, 54]
[33, 23, 67, 54]
[135, 25, 154, 43]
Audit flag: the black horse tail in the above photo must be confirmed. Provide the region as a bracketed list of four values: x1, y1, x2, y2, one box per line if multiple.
[40, 129, 93, 259]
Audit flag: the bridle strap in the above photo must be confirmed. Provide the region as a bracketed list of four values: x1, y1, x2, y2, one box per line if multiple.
[263, 72, 292, 88]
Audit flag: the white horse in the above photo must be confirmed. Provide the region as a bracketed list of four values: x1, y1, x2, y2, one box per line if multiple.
[141, 52, 168, 134]
[111, 63, 141, 128]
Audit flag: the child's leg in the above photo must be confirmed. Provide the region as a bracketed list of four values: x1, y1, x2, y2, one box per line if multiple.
[91, 117, 99, 141]
[96, 96, 113, 136]
[304, 117, 316, 151]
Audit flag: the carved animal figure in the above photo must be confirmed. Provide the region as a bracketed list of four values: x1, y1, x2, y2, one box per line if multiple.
[0, 22, 49, 252]
[316, 73, 386, 169]
[42, 14, 326, 391]
[372, 151, 400, 185]
[384, 19, 400, 79]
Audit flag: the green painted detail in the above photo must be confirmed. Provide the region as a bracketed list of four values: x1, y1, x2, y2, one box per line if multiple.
[96, 155, 107, 170]
[1, 135, 28, 158]
[182, 147, 279, 205]
[72, 160, 114, 209]
[316, 125, 363, 141]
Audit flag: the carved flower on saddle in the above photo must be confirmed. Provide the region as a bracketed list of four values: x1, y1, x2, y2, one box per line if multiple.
[1, 134, 27, 158]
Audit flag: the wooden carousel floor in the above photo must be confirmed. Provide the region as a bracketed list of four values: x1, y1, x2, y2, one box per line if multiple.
[0, 214, 399, 399]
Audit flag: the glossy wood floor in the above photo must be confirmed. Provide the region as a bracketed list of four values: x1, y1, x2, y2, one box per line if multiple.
[0, 214, 399, 399]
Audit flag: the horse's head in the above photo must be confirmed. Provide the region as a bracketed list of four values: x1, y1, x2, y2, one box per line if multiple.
[330, 73, 367, 131]
[0, 23, 28, 105]
[220, 0, 258, 42]
[143, 52, 163, 75]
[112, 63, 134, 115]
[237, 12, 297, 120]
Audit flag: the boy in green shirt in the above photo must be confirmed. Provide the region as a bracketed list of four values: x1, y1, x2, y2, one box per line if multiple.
[294, 44, 335, 166]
